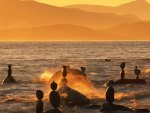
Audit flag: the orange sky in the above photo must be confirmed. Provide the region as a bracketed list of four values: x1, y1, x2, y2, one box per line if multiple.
[35, 0, 150, 6]
[0, 0, 149, 41]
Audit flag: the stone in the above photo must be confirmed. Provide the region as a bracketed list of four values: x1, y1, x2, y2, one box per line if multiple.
[36, 90, 44, 113]
[114, 79, 146, 85]
[58, 85, 90, 106]
[100, 103, 133, 112]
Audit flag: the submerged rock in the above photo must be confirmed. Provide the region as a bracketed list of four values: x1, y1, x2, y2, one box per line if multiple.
[100, 103, 133, 112]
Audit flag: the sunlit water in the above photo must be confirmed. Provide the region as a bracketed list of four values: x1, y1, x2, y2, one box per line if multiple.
[0, 41, 150, 113]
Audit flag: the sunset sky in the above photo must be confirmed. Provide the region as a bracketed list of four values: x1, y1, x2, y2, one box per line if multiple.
[35, 0, 150, 6]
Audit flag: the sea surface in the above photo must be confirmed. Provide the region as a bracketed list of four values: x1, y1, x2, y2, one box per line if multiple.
[0, 41, 150, 113]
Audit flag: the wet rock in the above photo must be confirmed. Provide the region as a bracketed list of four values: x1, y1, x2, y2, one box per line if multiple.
[114, 79, 146, 85]
[44, 81, 62, 113]
[105, 59, 111, 62]
[134, 109, 150, 113]
[2, 64, 16, 84]
[58, 85, 90, 106]
[84, 104, 101, 109]
[49, 67, 95, 102]
[2, 76, 16, 84]
[36, 90, 44, 113]
[100, 103, 133, 112]
[44, 109, 62, 113]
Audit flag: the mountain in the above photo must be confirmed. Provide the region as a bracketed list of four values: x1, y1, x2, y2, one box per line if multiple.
[65, 0, 150, 20]
[0, 24, 120, 41]
[107, 21, 150, 40]
[0, 0, 139, 30]
[1, 22, 149, 41]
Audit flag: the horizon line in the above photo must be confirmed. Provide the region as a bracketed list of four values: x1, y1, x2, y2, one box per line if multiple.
[0, 40, 149, 42]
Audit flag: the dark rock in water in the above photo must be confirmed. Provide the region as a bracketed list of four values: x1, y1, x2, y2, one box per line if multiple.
[36, 90, 44, 113]
[2, 64, 16, 84]
[105, 59, 111, 62]
[114, 79, 146, 85]
[135, 109, 149, 113]
[50, 91, 60, 109]
[58, 85, 90, 106]
[84, 104, 101, 109]
[100, 103, 133, 112]
[2, 76, 16, 84]
[44, 81, 62, 113]
[44, 109, 62, 113]
[106, 86, 114, 104]
[49, 67, 95, 99]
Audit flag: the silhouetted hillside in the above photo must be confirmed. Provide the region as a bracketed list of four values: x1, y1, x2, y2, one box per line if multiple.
[0, 22, 149, 41]
[0, 24, 120, 41]
[107, 21, 150, 40]
[65, 0, 150, 20]
[0, 0, 139, 30]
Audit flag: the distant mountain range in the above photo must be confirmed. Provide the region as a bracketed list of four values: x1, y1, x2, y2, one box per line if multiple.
[0, 24, 120, 41]
[0, 0, 149, 40]
[1, 22, 150, 41]
[65, 0, 150, 20]
[107, 21, 150, 40]
[0, 0, 139, 30]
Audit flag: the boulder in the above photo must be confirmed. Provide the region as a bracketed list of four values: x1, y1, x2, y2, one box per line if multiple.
[58, 85, 90, 106]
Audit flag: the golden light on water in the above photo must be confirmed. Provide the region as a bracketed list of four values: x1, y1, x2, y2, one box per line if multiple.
[40, 70, 53, 82]
[115, 92, 135, 101]
[144, 69, 150, 73]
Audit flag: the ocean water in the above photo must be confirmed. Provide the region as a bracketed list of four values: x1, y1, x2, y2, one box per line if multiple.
[0, 41, 150, 113]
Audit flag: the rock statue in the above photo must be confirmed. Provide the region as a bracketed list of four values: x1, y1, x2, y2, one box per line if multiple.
[2, 64, 16, 84]
[100, 80, 133, 112]
[36, 90, 44, 113]
[134, 66, 141, 79]
[44, 81, 62, 113]
[120, 62, 125, 80]
[80, 67, 86, 77]
[105, 80, 115, 104]
[62, 65, 67, 78]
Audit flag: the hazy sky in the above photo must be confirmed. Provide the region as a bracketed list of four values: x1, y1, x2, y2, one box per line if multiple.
[35, 0, 150, 6]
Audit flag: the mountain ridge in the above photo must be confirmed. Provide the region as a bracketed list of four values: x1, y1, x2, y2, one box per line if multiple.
[64, 0, 150, 20]
[0, 23, 150, 41]
[0, 0, 140, 30]
[0, 24, 120, 41]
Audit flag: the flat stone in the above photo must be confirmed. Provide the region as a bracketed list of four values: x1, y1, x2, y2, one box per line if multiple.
[114, 79, 146, 85]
